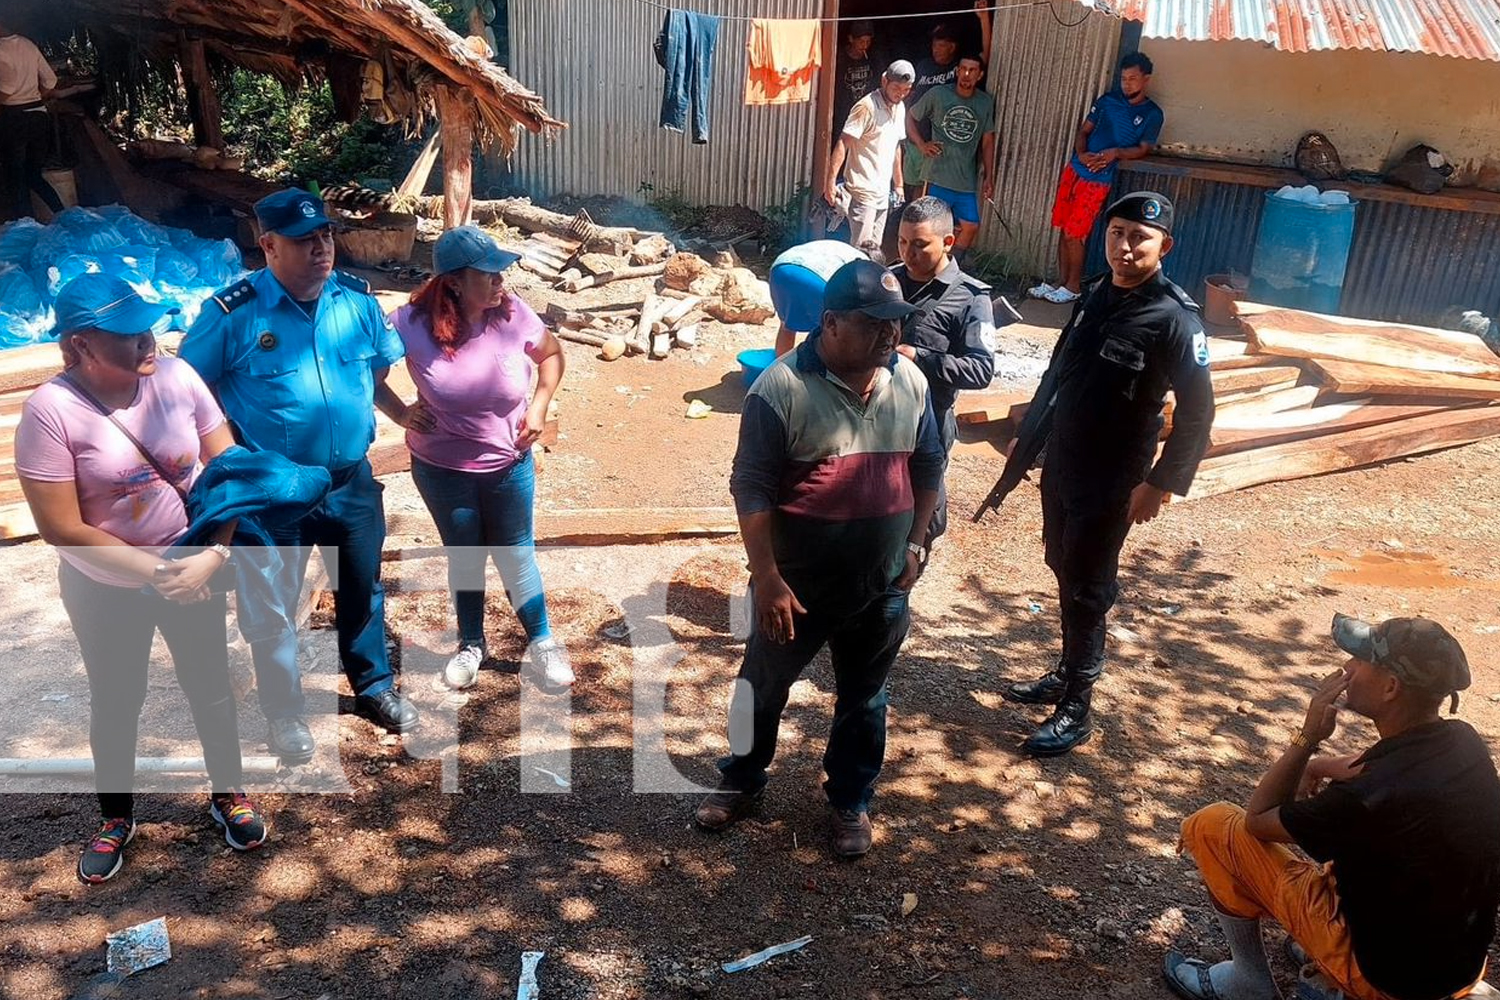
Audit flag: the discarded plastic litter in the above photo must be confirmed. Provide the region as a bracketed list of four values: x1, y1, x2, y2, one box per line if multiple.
[684, 399, 713, 419]
[531, 766, 570, 789]
[722, 935, 813, 973]
[40, 693, 69, 703]
[105, 917, 171, 976]
[1027, 602, 1043, 614]
[601, 621, 636, 640]
[516, 950, 544, 1000]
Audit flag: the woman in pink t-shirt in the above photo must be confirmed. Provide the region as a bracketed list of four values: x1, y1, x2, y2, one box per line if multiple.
[377, 226, 571, 693]
[15, 274, 269, 885]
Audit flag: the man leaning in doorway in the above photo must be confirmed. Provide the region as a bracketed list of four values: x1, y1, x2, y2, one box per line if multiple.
[826, 60, 914, 253]
[1031, 52, 1163, 305]
[831, 19, 876, 140]
[0, 17, 65, 221]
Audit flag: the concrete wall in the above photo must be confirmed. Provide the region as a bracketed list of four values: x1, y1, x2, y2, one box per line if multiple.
[1143, 39, 1500, 189]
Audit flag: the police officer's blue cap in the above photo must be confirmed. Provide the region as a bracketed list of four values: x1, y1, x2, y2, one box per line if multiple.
[1106, 191, 1174, 236]
[54, 273, 175, 337]
[254, 187, 332, 238]
[823, 260, 918, 321]
[433, 225, 522, 276]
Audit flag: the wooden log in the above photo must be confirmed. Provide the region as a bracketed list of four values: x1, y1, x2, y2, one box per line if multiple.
[396, 131, 441, 200]
[1187, 404, 1500, 500]
[1307, 359, 1500, 400]
[1235, 303, 1500, 380]
[181, 35, 224, 151]
[632, 292, 667, 355]
[659, 295, 702, 329]
[544, 303, 640, 328]
[556, 327, 608, 347]
[650, 332, 671, 359]
[1214, 384, 1321, 421]
[1210, 365, 1304, 395]
[560, 260, 669, 294]
[955, 390, 1036, 425]
[436, 85, 475, 229]
[1206, 399, 1480, 458]
[414, 197, 660, 254]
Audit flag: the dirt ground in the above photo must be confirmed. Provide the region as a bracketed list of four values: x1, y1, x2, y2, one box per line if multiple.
[1, 269, 1498, 1000]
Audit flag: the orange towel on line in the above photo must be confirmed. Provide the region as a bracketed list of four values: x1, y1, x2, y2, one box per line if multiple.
[745, 18, 821, 106]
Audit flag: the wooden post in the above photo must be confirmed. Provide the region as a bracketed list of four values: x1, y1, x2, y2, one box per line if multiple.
[807, 0, 841, 242]
[436, 85, 475, 229]
[179, 33, 224, 151]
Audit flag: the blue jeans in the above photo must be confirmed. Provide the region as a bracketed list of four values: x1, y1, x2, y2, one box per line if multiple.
[718, 586, 911, 812]
[410, 453, 551, 649]
[251, 460, 394, 719]
[658, 10, 718, 143]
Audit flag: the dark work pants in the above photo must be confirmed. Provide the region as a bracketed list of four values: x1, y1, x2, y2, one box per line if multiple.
[658, 10, 719, 143]
[926, 407, 959, 546]
[719, 587, 911, 812]
[0, 106, 62, 220]
[58, 561, 243, 820]
[1039, 465, 1134, 696]
[251, 460, 394, 720]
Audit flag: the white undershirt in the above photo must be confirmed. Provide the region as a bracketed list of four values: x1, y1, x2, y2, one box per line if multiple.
[0, 34, 56, 106]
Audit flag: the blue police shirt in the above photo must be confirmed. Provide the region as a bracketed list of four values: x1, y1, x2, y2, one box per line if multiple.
[180, 268, 405, 470]
[1070, 89, 1164, 184]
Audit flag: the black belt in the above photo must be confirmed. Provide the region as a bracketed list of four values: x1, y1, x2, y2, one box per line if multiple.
[0, 101, 46, 113]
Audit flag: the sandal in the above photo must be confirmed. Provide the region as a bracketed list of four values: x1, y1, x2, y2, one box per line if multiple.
[1164, 949, 1225, 1000]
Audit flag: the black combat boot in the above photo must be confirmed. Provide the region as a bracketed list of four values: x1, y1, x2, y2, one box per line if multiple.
[1003, 669, 1067, 706]
[1021, 667, 1099, 757]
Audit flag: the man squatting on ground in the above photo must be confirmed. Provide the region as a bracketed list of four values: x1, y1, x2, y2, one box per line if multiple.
[997, 192, 1215, 757]
[1171, 614, 1500, 1000]
[696, 259, 944, 859]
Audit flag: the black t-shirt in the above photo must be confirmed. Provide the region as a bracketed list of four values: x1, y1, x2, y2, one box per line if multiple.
[833, 55, 874, 133]
[1281, 720, 1500, 1000]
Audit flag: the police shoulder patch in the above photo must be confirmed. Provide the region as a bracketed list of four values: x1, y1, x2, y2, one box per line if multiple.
[334, 270, 373, 295]
[210, 279, 257, 314]
[1192, 328, 1210, 367]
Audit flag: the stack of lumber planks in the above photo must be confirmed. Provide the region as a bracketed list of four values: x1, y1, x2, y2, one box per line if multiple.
[956, 301, 1500, 500]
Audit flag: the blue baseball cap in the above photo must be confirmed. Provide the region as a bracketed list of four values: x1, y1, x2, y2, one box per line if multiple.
[54, 274, 175, 336]
[254, 188, 332, 238]
[433, 225, 522, 276]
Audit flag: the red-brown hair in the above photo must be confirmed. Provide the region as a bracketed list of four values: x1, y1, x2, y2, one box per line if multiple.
[409, 272, 514, 356]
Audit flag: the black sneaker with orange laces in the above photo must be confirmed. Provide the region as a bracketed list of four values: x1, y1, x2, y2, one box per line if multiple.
[210, 792, 270, 851]
[77, 817, 137, 884]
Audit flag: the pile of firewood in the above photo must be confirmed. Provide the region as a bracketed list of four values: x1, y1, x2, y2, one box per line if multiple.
[958, 301, 1500, 500]
[545, 289, 705, 360]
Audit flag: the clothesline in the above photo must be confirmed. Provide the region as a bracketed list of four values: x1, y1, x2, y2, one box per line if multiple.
[628, 0, 1089, 25]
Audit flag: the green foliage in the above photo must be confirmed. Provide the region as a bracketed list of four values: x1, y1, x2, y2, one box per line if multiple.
[762, 183, 812, 255]
[218, 71, 398, 185]
[636, 181, 709, 231]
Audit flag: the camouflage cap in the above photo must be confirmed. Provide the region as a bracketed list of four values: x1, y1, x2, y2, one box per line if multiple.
[1332, 613, 1471, 712]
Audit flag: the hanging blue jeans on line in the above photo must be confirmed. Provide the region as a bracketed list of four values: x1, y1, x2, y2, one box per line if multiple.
[657, 10, 719, 144]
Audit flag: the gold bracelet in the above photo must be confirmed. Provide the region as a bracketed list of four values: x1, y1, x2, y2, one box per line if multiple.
[1289, 731, 1315, 751]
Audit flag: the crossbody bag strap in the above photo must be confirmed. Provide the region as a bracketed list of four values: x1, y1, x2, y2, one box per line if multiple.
[60, 373, 191, 504]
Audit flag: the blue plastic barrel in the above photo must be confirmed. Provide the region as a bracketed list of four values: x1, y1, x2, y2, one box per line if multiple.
[1248, 191, 1358, 313]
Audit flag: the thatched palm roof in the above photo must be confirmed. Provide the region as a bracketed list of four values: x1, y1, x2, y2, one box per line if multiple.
[28, 0, 565, 151]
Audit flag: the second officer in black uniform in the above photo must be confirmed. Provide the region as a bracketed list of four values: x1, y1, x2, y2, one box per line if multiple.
[995, 191, 1214, 757]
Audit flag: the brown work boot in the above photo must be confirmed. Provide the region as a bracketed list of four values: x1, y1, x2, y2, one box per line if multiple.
[828, 807, 873, 859]
[694, 784, 762, 832]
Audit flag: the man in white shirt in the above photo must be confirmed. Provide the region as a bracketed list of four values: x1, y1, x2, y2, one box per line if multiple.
[824, 60, 914, 252]
[0, 18, 63, 220]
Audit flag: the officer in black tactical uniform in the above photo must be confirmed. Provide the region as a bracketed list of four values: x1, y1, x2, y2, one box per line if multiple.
[892, 195, 1003, 547]
[978, 191, 1215, 757]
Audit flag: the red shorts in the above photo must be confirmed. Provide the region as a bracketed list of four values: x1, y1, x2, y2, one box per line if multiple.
[1051, 163, 1112, 241]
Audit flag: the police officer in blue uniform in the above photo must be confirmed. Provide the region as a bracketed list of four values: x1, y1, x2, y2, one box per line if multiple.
[181, 188, 419, 763]
[981, 192, 1214, 757]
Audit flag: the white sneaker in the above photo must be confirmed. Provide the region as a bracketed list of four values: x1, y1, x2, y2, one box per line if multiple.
[443, 645, 485, 690]
[1042, 286, 1080, 304]
[1027, 281, 1055, 298]
[525, 637, 574, 694]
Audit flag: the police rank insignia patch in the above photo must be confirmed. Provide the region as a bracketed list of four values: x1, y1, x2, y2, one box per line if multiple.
[1192, 329, 1210, 366]
[1142, 199, 1162, 221]
[258, 332, 277, 350]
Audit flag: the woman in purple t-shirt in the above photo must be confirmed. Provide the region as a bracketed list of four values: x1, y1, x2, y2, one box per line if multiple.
[378, 226, 571, 693]
[15, 274, 269, 885]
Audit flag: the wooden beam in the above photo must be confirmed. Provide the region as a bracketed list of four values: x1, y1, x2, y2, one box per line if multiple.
[396, 131, 442, 200]
[1308, 359, 1500, 400]
[436, 85, 475, 229]
[1211, 365, 1304, 395]
[1187, 405, 1500, 500]
[1213, 384, 1321, 421]
[180, 34, 225, 150]
[807, 0, 840, 242]
[1206, 400, 1480, 458]
[1236, 304, 1500, 380]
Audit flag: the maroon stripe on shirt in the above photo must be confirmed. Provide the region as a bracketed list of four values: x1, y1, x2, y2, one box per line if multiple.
[778, 451, 914, 520]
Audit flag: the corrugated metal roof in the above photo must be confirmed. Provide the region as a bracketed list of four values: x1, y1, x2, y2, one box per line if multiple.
[1090, 0, 1500, 61]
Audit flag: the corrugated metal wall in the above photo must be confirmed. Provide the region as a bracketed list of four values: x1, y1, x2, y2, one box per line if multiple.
[1084, 167, 1500, 325]
[977, 5, 1121, 276]
[507, 0, 820, 211]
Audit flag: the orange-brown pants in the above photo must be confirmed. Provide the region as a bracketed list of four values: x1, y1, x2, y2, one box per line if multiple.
[1180, 801, 1403, 1000]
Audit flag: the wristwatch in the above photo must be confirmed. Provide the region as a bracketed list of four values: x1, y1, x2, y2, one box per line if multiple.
[906, 541, 927, 562]
[207, 543, 232, 563]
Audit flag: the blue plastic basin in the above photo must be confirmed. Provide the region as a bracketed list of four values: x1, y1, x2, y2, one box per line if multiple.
[737, 348, 778, 388]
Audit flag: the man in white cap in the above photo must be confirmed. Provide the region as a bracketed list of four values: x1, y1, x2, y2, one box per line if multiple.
[825, 60, 915, 253]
